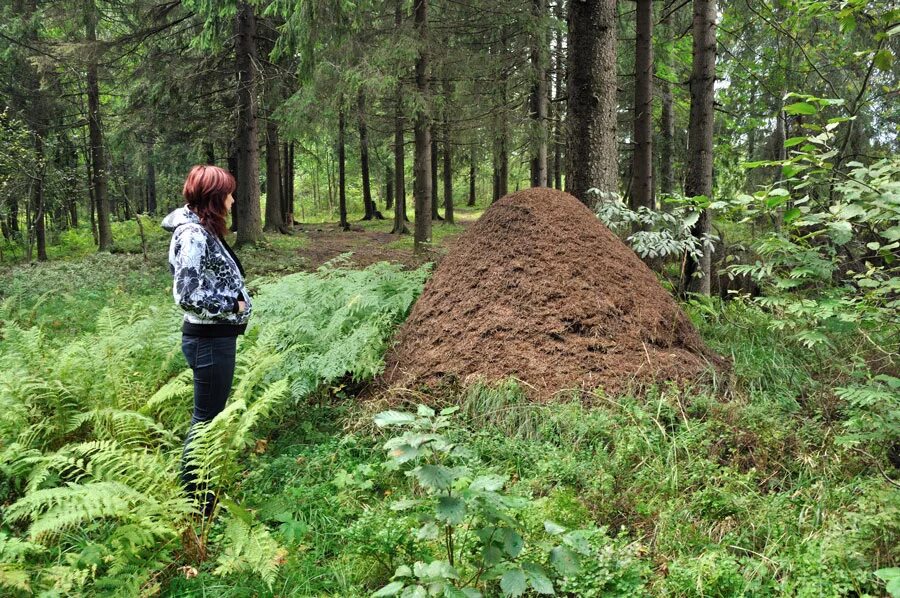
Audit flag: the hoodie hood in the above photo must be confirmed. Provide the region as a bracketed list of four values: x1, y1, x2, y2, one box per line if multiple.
[161, 206, 201, 233]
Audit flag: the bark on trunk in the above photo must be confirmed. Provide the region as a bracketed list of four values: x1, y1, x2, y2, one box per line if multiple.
[146, 141, 157, 215]
[31, 132, 47, 261]
[358, 90, 377, 220]
[413, 0, 432, 251]
[442, 93, 453, 223]
[386, 164, 394, 210]
[86, 0, 112, 251]
[630, 0, 654, 212]
[553, 1, 565, 191]
[234, 1, 264, 245]
[529, 0, 548, 187]
[565, 0, 617, 205]
[264, 118, 286, 232]
[659, 10, 675, 197]
[392, 0, 409, 235]
[338, 104, 349, 231]
[431, 137, 442, 220]
[468, 148, 476, 206]
[681, 0, 716, 296]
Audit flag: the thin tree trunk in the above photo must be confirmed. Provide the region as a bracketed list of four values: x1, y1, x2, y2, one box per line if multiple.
[32, 132, 47, 261]
[227, 142, 239, 231]
[205, 143, 215, 164]
[659, 9, 675, 197]
[85, 0, 111, 251]
[392, 0, 409, 235]
[630, 0, 654, 212]
[529, 0, 548, 187]
[358, 90, 377, 220]
[264, 118, 286, 232]
[234, 1, 264, 245]
[338, 104, 349, 231]
[443, 85, 453, 223]
[553, 1, 565, 191]
[681, 0, 716, 296]
[468, 148, 476, 206]
[386, 164, 394, 210]
[146, 141, 158, 215]
[413, 0, 432, 251]
[431, 137, 442, 220]
[565, 0, 617, 205]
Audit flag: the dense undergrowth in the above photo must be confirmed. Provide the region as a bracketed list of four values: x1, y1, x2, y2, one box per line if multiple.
[0, 244, 897, 596]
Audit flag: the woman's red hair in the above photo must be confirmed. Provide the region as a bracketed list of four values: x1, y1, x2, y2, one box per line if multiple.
[182, 165, 236, 238]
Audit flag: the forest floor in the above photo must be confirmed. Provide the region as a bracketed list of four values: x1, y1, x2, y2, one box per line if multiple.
[2, 205, 896, 597]
[290, 212, 474, 271]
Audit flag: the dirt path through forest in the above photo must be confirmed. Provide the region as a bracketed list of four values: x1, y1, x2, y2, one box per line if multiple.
[292, 221, 470, 270]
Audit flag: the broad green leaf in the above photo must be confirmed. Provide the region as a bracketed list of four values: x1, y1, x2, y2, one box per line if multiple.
[874, 49, 894, 71]
[401, 585, 428, 598]
[394, 565, 413, 578]
[417, 522, 440, 540]
[782, 164, 807, 178]
[550, 546, 581, 576]
[500, 569, 527, 597]
[501, 528, 524, 558]
[417, 404, 435, 417]
[482, 545, 503, 566]
[470, 475, 507, 492]
[436, 496, 467, 525]
[375, 411, 417, 427]
[882, 226, 900, 242]
[784, 102, 816, 115]
[543, 521, 566, 535]
[439, 406, 460, 416]
[374, 581, 405, 596]
[827, 221, 853, 245]
[523, 563, 554, 595]
[413, 465, 456, 490]
[388, 443, 421, 463]
[784, 208, 802, 224]
[784, 136, 807, 148]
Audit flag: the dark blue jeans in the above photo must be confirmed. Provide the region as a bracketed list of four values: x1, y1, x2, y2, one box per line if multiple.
[180, 334, 237, 514]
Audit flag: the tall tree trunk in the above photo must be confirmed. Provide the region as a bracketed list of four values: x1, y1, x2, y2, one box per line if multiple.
[338, 104, 349, 231]
[264, 118, 286, 232]
[227, 142, 239, 231]
[146, 141, 157, 215]
[205, 143, 215, 164]
[442, 87, 453, 223]
[358, 90, 377, 220]
[413, 0, 432, 251]
[553, 0, 565, 191]
[85, 0, 112, 251]
[630, 0, 654, 212]
[659, 10, 675, 197]
[288, 142, 295, 223]
[529, 0, 548, 187]
[392, 0, 409, 235]
[234, 1, 263, 245]
[31, 132, 47, 261]
[565, 0, 617, 205]
[386, 164, 394, 210]
[430, 137, 441, 220]
[681, 0, 716, 296]
[468, 148, 476, 206]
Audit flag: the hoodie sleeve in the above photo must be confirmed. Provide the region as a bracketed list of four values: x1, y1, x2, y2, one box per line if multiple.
[171, 225, 240, 319]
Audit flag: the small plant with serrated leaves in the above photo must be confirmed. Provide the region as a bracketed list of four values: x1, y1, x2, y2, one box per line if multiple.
[372, 405, 590, 598]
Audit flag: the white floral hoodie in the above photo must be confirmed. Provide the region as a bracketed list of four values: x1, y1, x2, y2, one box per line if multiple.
[161, 206, 252, 327]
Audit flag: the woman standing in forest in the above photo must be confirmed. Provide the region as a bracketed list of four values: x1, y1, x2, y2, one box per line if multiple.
[161, 165, 252, 515]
